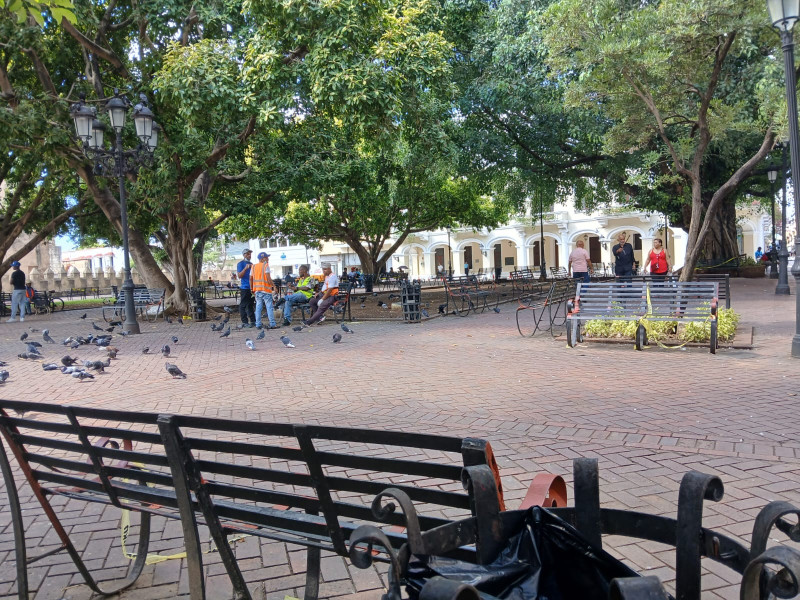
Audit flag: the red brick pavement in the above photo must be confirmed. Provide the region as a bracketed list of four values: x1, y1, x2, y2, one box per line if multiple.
[0, 277, 799, 599]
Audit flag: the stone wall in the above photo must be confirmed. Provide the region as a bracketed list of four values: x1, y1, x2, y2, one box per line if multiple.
[28, 267, 145, 295]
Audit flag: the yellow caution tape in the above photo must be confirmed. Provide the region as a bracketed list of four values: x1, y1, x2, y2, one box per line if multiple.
[636, 287, 712, 350]
[119, 465, 250, 564]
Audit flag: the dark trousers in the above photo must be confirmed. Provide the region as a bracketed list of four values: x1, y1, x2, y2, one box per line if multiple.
[307, 295, 335, 324]
[239, 288, 255, 324]
[573, 272, 590, 283]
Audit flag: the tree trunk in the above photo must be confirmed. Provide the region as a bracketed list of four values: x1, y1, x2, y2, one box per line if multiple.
[165, 212, 198, 314]
[78, 165, 174, 293]
[697, 196, 739, 261]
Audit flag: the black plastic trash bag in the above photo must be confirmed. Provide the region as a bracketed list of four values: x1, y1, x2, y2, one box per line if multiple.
[405, 507, 641, 600]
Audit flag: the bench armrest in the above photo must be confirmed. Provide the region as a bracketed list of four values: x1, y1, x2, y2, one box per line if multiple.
[519, 473, 568, 509]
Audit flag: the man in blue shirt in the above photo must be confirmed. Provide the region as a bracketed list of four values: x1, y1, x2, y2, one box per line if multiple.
[612, 232, 635, 281]
[236, 249, 256, 327]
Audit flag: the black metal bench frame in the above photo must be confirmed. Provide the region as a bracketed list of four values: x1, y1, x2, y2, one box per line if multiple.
[515, 279, 578, 338]
[566, 281, 719, 353]
[102, 288, 165, 322]
[0, 400, 512, 600]
[442, 276, 493, 317]
[348, 458, 800, 600]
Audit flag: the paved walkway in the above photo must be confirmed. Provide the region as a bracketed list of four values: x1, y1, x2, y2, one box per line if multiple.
[0, 277, 799, 599]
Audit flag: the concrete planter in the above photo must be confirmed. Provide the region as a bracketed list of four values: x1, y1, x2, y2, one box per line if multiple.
[739, 265, 766, 278]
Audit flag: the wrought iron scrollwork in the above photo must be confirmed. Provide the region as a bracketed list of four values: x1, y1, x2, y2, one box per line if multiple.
[348, 525, 402, 600]
[371, 488, 425, 555]
[609, 576, 670, 600]
[741, 545, 800, 600]
[461, 465, 503, 564]
[751, 501, 800, 558]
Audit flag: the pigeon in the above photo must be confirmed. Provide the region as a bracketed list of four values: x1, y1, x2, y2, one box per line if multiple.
[223, 306, 232, 314]
[161, 345, 170, 357]
[177, 318, 184, 325]
[292, 326, 303, 333]
[438, 304, 446, 314]
[332, 333, 342, 343]
[19, 332, 28, 341]
[62, 337, 74, 345]
[256, 329, 266, 340]
[165, 362, 186, 379]
[70, 341, 80, 349]
[171, 336, 178, 344]
[245, 339, 255, 351]
[493, 307, 501, 313]
[220, 327, 231, 338]
[72, 371, 94, 381]
[0, 371, 8, 383]
[142, 347, 150, 354]
[29, 328, 39, 332]
[95, 338, 111, 347]
[165, 315, 173, 324]
[421, 308, 430, 318]
[221, 316, 230, 325]
[42, 330, 55, 344]
[380, 303, 388, 309]
[89, 360, 106, 372]
[27, 340, 42, 348]
[42, 363, 60, 371]
[105, 326, 115, 333]
[110, 320, 122, 327]
[18, 352, 40, 360]
[341, 323, 354, 334]
[26, 343, 42, 355]
[360, 301, 365, 308]
[372, 292, 378, 297]
[80, 313, 87, 319]
[61, 356, 78, 367]
[236, 324, 244, 330]
[0, 361, 8, 367]
[388, 294, 399, 300]
[107, 349, 117, 359]
[213, 315, 222, 321]
[61, 366, 78, 374]
[280, 336, 295, 348]
[91, 322, 104, 331]
[119, 331, 130, 336]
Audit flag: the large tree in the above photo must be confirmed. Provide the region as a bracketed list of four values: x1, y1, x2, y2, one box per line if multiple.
[542, 0, 782, 277]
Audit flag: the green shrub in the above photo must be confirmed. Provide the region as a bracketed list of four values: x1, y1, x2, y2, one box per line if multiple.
[584, 308, 740, 343]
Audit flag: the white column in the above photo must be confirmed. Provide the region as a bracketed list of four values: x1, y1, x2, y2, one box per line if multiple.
[640, 236, 653, 274]
[452, 249, 463, 276]
[517, 244, 528, 269]
[424, 251, 435, 278]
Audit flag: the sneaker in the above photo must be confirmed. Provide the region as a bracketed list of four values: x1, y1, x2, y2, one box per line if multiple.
[19, 318, 24, 322]
[6, 318, 15, 323]
[301, 321, 310, 328]
[282, 319, 291, 327]
[268, 324, 280, 329]
[247, 323, 256, 328]
[318, 316, 326, 324]
[256, 324, 263, 330]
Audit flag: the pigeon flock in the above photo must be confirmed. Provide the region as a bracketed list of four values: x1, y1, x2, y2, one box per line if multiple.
[0, 287, 503, 387]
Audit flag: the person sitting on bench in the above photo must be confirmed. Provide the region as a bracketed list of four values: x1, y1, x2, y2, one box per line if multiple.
[303, 265, 339, 326]
[281, 264, 315, 326]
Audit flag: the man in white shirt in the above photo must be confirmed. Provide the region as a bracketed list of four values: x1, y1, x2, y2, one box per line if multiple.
[303, 265, 340, 326]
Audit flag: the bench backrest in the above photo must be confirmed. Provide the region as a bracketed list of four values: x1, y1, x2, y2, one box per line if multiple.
[575, 281, 718, 320]
[693, 273, 731, 309]
[0, 402, 504, 554]
[550, 267, 568, 279]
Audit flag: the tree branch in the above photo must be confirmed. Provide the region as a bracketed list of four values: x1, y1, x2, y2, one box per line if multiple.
[61, 18, 132, 79]
[182, 116, 257, 184]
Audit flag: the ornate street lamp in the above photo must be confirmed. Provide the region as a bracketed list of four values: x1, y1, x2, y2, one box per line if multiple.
[768, 164, 779, 279]
[767, 0, 800, 355]
[538, 194, 547, 281]
[70, 90, 158, 334]
[446, 226, 453, 280]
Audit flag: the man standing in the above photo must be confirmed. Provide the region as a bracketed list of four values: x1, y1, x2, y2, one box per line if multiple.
[7, 261, 26, 322]
[464, 261, 470, 276]
[282, 264, 315, 326]
[237, 249, 255, 327]
[303, 265, 339, 326]
[612, 233, 635, 281]
[250, 252, 278, 329]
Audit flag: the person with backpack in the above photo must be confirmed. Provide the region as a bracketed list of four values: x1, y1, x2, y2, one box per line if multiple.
[642, 238, 671, 281]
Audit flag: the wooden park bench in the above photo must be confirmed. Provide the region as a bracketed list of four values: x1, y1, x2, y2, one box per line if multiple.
[443, 276, 494, 316]
[0, 401, 566, 600]
[566, 280, 720, 353]
[516, 278, 578, 337]
[102, 287, 165, 323]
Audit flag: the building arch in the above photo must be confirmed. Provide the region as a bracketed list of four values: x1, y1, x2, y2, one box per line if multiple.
[403, 243, 426, 254]
[523, 232, 561, 247]
[606, 225, 648, 240]
[456, 238, 486, 251]
[568, 230, 602, 244]
[485, 236, 520, 249]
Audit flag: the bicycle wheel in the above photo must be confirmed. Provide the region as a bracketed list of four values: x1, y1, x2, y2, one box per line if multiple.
[49, 297, 64, 312]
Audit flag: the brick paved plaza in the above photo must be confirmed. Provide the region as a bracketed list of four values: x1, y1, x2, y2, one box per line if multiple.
[0, 277, 798, 599]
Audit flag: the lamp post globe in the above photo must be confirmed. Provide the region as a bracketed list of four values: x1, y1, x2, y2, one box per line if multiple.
[89, 119, 105, 151]
[132, 101, 154, 144]
[767, 0, 800, 354]
[70, 98, 95, 143]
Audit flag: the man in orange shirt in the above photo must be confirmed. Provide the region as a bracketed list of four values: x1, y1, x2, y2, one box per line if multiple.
[250, 252, 279, 329]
